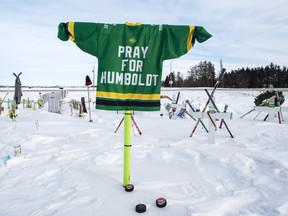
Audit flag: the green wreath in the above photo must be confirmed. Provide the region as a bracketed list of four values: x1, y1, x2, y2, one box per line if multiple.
[254, 90, 285, 106]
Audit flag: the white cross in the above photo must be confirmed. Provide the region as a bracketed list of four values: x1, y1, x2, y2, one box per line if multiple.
[191, 100, 232, 144]
[254, 106, 288, 123]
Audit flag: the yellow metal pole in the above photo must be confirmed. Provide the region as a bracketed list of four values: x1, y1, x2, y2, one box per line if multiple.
[123, 110, 131, 186]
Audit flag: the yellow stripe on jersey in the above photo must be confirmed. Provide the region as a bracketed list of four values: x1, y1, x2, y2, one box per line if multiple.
[97, 91, 160, 100]
[68, 22, 75, 41]
[125, 22, 142, 26]
[187, 26, 195, 51]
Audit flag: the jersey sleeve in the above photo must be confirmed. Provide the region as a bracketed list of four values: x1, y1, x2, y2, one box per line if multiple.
[161, 25, 195, 60]
[162, 25, 212, 60]
[58, 22, 99, 57]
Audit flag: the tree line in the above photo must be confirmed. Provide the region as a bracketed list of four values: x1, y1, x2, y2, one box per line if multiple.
[162, 61, 288, 88]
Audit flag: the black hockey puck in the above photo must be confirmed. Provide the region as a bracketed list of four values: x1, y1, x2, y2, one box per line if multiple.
[135, 203, 146, 213]
[156, 197, 167, 208]
[124, 183, 134, 192]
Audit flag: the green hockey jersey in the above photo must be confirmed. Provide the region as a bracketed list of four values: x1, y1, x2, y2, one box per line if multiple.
[58, 22, 212, 111]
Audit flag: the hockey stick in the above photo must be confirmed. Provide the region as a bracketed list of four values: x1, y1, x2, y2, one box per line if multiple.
[183, 110, 196, 121]
[115, 115, 142, 135]
[190, 68, 225, 137]
[253, 111, 262, 120]
[1, 90, 10, 102]
[240, 108, 255, 119]
[204, 89, 234, 138]
[175, 92, 180, 104]
[114, 117, 124, 133]
[219, 104, 228, 128]
[186, 100, 208, 132]
[207, 111, 217, 130]
[169, 92, 181, 119]
[131, 115, 142, 135]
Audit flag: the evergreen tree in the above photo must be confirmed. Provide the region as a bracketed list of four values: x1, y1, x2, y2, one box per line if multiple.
[163, 61, 288, 88]
[165, 72, 175, 87]
[163, 75, 170, 87]
[175, 72, 184, 87]
[187, 61, 216, 87]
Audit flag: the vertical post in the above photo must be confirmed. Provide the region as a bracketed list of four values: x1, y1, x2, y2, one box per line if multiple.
[268, 101, 276, 123]
[123, 110, 132, 186]
[87, 86, 93, 122]
[92, 66, 95, 90]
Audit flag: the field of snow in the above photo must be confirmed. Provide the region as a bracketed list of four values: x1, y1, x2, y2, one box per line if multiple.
[1, 88, 288, 216]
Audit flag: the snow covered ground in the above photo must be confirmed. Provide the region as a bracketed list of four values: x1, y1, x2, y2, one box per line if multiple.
[1, 88, 288, 216]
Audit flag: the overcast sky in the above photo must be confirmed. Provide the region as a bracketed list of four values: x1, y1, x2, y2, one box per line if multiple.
[1, 0, 287, 86]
